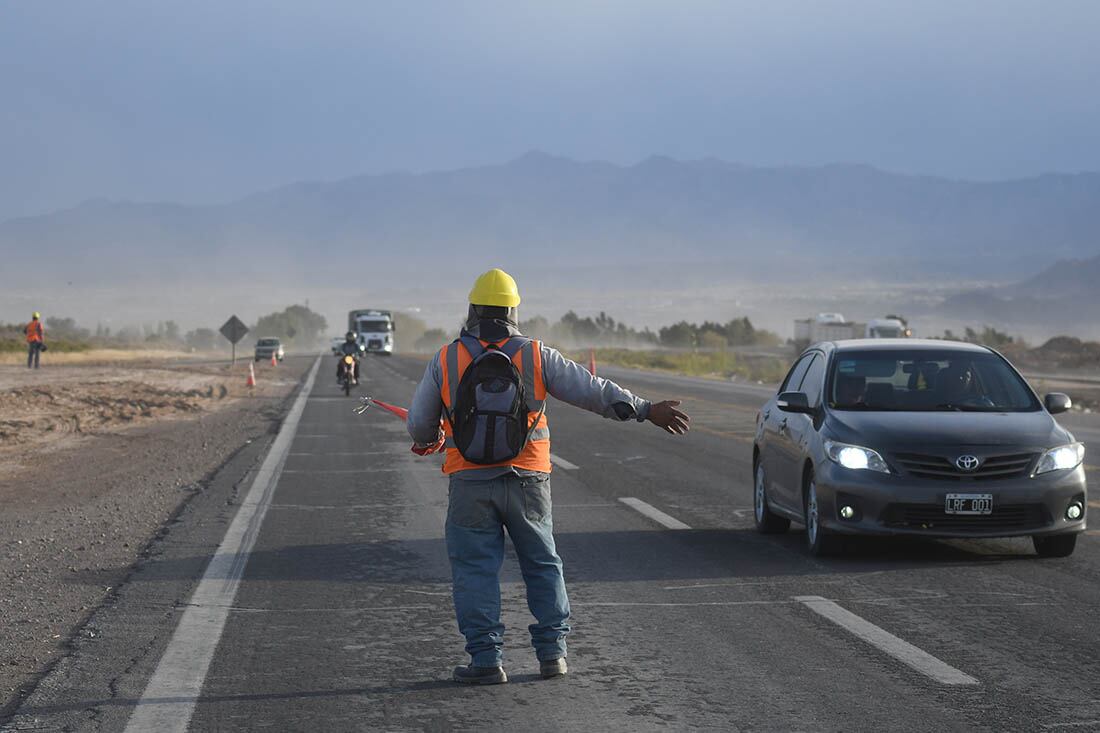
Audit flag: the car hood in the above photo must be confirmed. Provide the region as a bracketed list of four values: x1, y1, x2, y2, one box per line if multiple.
[824, 409, 1071, 450]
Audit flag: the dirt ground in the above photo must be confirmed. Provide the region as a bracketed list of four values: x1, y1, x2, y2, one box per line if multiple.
[0, 355, 313, 717]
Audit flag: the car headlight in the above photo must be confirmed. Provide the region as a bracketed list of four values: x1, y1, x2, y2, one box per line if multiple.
[824, 440, 890, 474]
[1034, 443, 1085, 475]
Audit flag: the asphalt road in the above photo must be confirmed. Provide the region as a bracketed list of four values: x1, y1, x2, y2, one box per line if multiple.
[6, 354, 1100, 731]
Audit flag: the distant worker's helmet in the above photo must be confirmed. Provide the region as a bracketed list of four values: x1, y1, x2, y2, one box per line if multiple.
[469, 268, 521, 308]
[345, 331, 356, 341]
[32, 312, 40, 319]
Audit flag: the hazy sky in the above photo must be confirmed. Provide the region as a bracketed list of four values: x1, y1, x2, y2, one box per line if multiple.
[3, 0, 1099, 220]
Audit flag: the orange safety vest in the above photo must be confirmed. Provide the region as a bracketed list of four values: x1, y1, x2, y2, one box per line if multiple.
[438, 337, 551, 475]
[25, 320, 43, 343]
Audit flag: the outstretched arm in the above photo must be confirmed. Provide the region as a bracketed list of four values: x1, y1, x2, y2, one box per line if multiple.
[406, 355, 446, 446]
[541, 346, 689, 434]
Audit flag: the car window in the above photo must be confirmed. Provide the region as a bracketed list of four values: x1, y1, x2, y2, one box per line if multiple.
[779, 354, 814, 393]
[799, 354, 826, 406]
[829, 349, 1040, 412]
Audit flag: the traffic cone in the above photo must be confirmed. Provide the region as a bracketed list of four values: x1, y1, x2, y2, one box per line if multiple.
[589, 348, 597, 377]
[247, 362, 256, 387]
[271, 352, 278, 367]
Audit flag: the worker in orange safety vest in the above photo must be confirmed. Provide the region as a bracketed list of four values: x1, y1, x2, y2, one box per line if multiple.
[24, 312, 45, 369]
[407, 268, 690, 685]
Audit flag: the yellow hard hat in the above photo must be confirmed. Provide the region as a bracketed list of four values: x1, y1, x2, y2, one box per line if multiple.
[32, 312, 40, 319]
[469, 269, 521, 307]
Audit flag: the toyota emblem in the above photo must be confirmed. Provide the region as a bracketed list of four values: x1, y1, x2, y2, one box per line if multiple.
[955, 455, 981, 471]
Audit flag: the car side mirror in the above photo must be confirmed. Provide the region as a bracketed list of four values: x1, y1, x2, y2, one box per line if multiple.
[777, 391, 815, 415]
[1044, 393, 1072, 414]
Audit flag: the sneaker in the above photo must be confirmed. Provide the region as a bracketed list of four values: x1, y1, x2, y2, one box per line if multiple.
[539, 657, 568, 679]
[453, 665, 507, 685]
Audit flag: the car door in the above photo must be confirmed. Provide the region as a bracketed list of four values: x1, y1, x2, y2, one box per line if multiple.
[773, 352, 826, 511]
[761, 353, 814, 514]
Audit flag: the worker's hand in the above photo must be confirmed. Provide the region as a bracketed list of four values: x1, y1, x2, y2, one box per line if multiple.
[411, 438, 445, 456]
[647, 400, 690, 435]
[411, 425, 446, 455]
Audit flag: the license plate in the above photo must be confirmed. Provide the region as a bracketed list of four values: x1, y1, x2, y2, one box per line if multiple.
[945, 493, 993, 515]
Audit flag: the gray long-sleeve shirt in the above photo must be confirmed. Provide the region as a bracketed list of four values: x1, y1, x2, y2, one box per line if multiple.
[407, 341, 651, 479]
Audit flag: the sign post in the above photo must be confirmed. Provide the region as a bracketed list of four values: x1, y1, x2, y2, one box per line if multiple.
[219, 315, 249, 365]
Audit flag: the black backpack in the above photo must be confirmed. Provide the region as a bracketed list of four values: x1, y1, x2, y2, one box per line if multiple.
[447, 336, 545, 465]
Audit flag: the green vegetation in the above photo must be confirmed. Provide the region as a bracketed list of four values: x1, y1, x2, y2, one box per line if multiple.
[2, 304, 329, 355]
[252, 304, 327, 350]
[941, 325, 1020, 348]
[390, 312, 456, 353]
[573, 348, 789, 384]
[521, 311, 779, 349]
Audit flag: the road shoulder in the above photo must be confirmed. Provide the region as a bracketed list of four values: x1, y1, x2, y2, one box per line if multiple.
[0, 357, 312, 727]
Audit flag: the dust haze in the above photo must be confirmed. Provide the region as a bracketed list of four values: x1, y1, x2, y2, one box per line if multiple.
[3, 2, 1100, 347]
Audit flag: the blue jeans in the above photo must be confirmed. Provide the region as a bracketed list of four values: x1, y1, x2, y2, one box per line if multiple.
[27, 342, 42, 369]
[445, 473, 571, 667]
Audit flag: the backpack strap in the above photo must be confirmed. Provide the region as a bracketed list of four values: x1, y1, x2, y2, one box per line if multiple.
[441, 335, 494, 420]
[512, 339, 549, 443]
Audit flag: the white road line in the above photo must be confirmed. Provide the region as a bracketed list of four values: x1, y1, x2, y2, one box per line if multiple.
[550, 453, 580, 470]
[124, 357, 321, 733]
[794, 595, 979, 686]
[618, 497, 692, 530]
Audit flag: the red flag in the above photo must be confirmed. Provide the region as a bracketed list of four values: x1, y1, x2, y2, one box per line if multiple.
[370, 398, 409, 421]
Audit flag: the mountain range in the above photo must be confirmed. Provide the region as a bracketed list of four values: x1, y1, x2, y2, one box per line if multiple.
[939, 254, 1100, 331]
[3, 152, 1100, 286]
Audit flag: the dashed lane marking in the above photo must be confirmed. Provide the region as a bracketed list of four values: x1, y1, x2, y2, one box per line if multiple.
[794, 595, 979, 686]
[618, 497, 692, 530]
[123, 357, 321, 733]
[550, 453, 580, 470]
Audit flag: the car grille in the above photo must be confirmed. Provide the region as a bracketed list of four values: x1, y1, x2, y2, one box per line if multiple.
[893, 452, 1036, 481]
[880, 503, 1049, 532]
[368, 339, 383, 349]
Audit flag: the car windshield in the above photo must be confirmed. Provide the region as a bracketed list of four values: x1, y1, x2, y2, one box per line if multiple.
[358, 320, 392, 332]
[257, 339, 279, 346]
[829, 349, 1040, 412]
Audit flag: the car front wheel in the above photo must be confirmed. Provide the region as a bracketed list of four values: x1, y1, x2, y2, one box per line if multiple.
[754, 462, 790, 534]
[804, 471, 842, 556]
[1033, 533, 1077, 558]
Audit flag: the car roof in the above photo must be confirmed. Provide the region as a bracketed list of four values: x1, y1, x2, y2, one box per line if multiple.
[817, 338, 992, 354]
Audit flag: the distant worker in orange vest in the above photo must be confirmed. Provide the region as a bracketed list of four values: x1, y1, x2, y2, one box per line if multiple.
[24, 312, 45, 369]
[407, 268, 690, 685]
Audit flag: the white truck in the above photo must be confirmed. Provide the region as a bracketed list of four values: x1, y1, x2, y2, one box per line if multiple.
[347, 309, 395, 355]
[794, 313, 864, 343]
[794, 313, 912, 344]
[865, 316, 913, 339]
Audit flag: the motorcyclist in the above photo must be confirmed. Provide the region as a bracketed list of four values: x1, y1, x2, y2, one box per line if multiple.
[337, 331, 364, 384]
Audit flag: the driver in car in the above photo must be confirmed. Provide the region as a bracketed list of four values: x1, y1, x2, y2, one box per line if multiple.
[337, 331, 364, 384]
[937, 363, 994, 408]
[836, 375, 866, 407]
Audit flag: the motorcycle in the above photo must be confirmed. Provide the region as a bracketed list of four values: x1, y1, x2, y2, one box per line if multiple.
[338, 354, 359, 396]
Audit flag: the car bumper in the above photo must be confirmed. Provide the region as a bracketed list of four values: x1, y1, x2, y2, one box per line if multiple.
[815, 461, 1087, 539]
